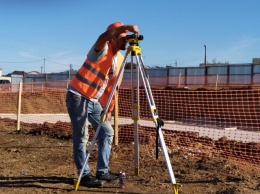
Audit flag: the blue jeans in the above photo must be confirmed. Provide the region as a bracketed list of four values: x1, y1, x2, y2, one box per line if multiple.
[66, 91, 114, 177]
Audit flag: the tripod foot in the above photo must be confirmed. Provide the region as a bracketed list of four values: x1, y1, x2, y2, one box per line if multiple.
[74, 179, 80, 191]
[135, 167, 139, 176]
[172, 183, 179, 194]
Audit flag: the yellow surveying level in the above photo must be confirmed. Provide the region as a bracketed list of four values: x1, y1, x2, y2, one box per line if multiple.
[74, 34, 179, 194]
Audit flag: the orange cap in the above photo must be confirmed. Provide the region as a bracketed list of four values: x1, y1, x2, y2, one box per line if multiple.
[107, 22, 124, 31]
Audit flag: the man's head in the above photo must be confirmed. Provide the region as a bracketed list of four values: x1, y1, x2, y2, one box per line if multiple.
[107, 22, 124, 31]
[107, 22, 128, 51]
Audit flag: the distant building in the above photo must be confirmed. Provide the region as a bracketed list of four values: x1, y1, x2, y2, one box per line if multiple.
[7, 71, 25, 76]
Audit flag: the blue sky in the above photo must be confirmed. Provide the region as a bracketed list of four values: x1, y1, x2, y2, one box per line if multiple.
[0, 0, 259, 74]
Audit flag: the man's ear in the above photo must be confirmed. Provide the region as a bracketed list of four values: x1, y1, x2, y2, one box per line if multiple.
[109, 38, 114, 43]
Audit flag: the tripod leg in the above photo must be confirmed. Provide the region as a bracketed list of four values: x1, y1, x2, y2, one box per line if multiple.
[74, 51, 130, 191]
[135, 54, 179, 194]
[131, 54, 140, 176]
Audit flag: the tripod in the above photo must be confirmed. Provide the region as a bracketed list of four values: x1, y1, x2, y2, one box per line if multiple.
[74, 34, 178, 194]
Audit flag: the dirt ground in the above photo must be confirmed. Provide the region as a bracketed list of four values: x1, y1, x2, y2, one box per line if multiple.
[0, 89, 259, 194]
[0, 122, 259, 194]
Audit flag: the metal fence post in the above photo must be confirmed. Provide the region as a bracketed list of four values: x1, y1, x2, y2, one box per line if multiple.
[251, 64, 254, 85]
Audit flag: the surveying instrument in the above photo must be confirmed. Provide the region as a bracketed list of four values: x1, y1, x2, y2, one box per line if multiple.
[74, 34, 179, 194]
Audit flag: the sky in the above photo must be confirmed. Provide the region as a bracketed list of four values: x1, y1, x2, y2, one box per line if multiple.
[0, 0, 260, 74]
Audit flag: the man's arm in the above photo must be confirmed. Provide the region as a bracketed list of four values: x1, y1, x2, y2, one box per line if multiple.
[94, 25, 139, 51]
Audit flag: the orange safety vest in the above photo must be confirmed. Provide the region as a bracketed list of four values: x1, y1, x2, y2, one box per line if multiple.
[70, 43, 124, 111]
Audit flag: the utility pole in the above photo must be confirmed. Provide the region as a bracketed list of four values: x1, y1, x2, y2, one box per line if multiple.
[204, 45, 207, 66]
[204, 45, 208, 85]
[44, 58, 46, 73]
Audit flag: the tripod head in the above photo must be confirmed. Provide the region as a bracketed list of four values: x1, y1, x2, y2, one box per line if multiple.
[125, 34, 144, 45]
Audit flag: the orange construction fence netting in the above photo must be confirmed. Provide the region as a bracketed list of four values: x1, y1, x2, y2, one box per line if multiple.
[0, 81, 259, 167]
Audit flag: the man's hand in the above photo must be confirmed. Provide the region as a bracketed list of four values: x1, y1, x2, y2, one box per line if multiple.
[106, 111, 112, 122]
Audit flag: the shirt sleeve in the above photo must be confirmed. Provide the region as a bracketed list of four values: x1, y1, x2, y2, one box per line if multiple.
[87, 44, 108, 62]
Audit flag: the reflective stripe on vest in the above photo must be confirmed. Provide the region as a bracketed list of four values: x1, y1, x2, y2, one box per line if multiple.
[82, 62, 106, 80]
[69, 43, 114, 99]
[74, 71, 101, 91]
[98, 51, 124, 111]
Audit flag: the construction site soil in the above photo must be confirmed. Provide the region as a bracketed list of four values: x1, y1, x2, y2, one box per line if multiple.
[0, 88, 259, 194]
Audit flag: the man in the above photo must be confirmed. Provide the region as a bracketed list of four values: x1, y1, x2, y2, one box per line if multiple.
[66, 22, 139, 188]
